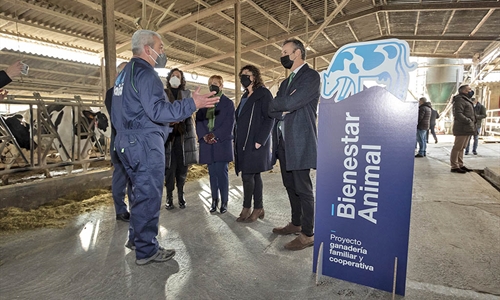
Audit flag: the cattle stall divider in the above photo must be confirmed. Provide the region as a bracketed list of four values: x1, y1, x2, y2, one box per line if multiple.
[0, 93, 109, 183]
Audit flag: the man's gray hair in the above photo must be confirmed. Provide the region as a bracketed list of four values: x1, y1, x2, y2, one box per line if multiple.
[131, 30, 161, 55]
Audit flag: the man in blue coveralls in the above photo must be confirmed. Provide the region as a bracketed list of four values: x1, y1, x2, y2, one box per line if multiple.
[111, 29, 219, 265]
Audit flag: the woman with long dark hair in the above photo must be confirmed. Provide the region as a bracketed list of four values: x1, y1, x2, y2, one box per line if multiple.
[234, 65, 274, 222]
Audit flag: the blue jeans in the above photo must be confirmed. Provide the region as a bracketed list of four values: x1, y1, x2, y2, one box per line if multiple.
[465, 128, 480, 153]
[416, 129, 427, 156]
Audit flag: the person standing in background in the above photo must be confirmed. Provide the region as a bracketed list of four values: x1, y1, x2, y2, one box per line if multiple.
[164, 68, 198, 210]
[465, 97, 487, 155]
[415, 97, 431, 158]
[450, 85, 476, 173]
[104, 61, 130, 222]
[427, 103, 440, 144]
[196, 75, 235, 214]
[268, 39, 319, 251]
[234, 65, 274, 223]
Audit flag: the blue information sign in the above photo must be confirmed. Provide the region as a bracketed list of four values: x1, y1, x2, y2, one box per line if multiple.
[313, 39, 417, 296]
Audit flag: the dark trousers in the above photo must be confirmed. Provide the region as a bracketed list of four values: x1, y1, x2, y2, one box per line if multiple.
[110, 148, 131, 215]
[165, 138, 188, 199]
[208, 161, 229, 203]
[465, 127, 480, 153]
[427, 125, 438, 143]
[115, 131, 165, 260]
[277, 138, 315, 236]
[242, 173, 263, 209]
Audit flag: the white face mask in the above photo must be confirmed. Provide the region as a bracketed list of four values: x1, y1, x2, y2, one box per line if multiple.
[169, 76, 181, 88]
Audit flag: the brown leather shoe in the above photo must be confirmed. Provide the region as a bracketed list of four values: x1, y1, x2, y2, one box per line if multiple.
[244, 208, 265, 223]
[236, 207, 251, 222]
[272, 222, 301, 235]
[284, 233, 314, 251]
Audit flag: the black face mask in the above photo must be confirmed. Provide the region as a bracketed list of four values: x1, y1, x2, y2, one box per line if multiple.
[280, 51, 295, 69]
[467, 90, 474, 98]
[209, 84, 220, 94]
[240, 75, 252, 88]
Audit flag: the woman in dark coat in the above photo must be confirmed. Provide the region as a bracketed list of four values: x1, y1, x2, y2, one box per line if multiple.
[196, 75, 235, 214]
[164, 68, 198, 210]
[234, 65, 274, 222]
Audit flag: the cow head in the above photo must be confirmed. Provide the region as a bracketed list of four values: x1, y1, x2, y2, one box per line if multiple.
[82, 110, 110, 138]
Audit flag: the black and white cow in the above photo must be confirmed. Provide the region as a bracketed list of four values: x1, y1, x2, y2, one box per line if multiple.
[47, 104, 111, 172]
[1, 104, 110, 174]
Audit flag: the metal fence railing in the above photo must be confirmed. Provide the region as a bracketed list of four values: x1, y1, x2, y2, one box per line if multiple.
[485, 108, 500, 136]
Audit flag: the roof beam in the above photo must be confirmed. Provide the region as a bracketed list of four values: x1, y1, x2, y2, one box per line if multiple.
[73, 0, 135, 23]
[380, 2, 500, 11]
[0, 64, 100, 80]
[165, 32, 280, 76]
[116, 0, 238, 54]
[305, 0, 350, 47]
[157, 0, 238, 33]
[375, 12, 384, 36]
[0, 28, 101, 53]
[8, 77, 101, 91]
[414, 11, 420, 35]
[312, 0, 340, 48]
[0, 49, 100, 69]
[391, 35, 498, 42]
[2, 0, 129, 39]
[192, 0, 281, 65]
[433, 10, 457, 54]
[470, 9, 495, 36]
[454, 9, 495, 55]
[243, 0, 325, 66]
[0, 14, 102, 45]
[292, 0, 316, 25]
[246, 0, 289, 33]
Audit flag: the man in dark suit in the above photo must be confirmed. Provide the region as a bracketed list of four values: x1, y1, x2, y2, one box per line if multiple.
[269, 39, 320, 251]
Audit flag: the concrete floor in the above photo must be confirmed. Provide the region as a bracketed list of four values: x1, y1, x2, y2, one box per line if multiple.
[0, 135, 499, 300]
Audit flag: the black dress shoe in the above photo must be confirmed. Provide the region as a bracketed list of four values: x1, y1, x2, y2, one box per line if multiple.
[116, 212, 130, 222]
[209, 199, 218, 213]
[165, 203, 175, 210]
[415, 154, 424, 158]
[460, 166, 473, 172]
[220, 201, 228, 214]
[179, 203, 186, 209]
[451, 168, 467, 173]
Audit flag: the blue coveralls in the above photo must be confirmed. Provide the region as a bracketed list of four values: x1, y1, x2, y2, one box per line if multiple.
[111, 57, 196, 260]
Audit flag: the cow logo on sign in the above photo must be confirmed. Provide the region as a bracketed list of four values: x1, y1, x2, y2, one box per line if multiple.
[321, 39, 417, 102]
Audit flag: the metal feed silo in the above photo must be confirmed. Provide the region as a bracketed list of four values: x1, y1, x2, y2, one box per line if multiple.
[425, 58, 464, 112]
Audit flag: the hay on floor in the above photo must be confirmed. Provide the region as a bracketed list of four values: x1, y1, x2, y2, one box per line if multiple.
[0, 164, 213, 232]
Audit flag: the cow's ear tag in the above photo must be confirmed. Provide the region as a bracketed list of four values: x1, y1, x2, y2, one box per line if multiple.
[121, 148, 125, 153]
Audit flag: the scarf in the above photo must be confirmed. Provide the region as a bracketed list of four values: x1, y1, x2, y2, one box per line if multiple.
[206, 91, 222, 132]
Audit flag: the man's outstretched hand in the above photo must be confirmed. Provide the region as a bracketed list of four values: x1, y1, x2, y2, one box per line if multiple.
[192, 87, 219, 109]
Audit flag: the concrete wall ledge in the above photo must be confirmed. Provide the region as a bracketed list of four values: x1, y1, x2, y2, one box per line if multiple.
[0, 169, 113, 209]
[484, 167, 500, 190]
